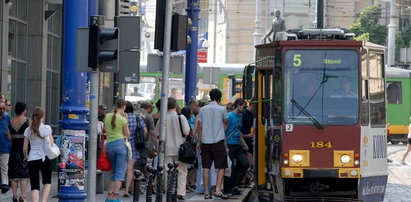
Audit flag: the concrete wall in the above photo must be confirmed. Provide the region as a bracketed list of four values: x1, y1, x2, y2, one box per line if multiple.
[0, 2, 9, 94]
[26, 0, 48, 111]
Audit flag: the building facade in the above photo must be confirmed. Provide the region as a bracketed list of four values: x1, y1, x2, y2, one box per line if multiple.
[0, 0, 63, 131]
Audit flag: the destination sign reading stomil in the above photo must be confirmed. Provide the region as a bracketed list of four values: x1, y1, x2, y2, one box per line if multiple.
[324, 59, 342, 64]
[284, 50, 358, 69]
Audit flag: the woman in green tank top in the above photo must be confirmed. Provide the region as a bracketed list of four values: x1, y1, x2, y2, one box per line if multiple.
[104, 99, 130, 202]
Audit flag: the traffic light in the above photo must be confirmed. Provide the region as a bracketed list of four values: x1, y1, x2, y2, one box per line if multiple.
[88, 16, 119, 72]
[228, 75, 243, 96]
[154, 0, 188, 51]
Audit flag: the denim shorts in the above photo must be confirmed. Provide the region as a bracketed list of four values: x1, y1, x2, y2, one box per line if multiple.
[106, 138, 127, 181]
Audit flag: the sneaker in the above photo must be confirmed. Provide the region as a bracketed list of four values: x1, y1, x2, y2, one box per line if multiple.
[214, 191, 229, 199]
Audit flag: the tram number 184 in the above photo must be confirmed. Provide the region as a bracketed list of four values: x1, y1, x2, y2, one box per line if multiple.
[310, 141, 333, 149]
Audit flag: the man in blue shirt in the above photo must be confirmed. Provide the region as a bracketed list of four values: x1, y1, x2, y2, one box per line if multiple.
[0, 101, 11, 193]
[225, 98, 249, 195]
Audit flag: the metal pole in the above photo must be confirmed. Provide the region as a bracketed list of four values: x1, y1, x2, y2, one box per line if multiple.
[388, 0, 397, 67]
[185, 0, 200, 104]
[158, 0, 173, 181]
[58, 0, 88, 201]
[253, 0, 263, 60]
[316, 0, 324, 29]
[87, 1, 99, 201]
[113, 0, 120, 105]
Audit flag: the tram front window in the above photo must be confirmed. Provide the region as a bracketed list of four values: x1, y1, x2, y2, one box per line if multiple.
[284, 50, 359, 126]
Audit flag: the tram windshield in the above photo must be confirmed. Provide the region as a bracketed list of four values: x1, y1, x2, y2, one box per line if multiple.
[284, 49, 359, 126]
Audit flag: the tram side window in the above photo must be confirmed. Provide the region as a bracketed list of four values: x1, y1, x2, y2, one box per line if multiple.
[361, 51, 369, 125]
[369, 53, 386, 127]
[386, 81, 402, 104]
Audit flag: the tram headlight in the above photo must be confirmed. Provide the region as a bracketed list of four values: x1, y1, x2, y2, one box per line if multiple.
[292, 154, 303, 163]
[340, 154, 351, 164]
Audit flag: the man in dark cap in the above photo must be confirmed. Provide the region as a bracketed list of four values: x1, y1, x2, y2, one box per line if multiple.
[98, 104, 107, 122]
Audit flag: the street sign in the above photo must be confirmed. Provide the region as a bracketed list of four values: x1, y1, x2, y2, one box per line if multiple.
[203, 67, 220, 84]
[118, 51, 140, 83]
[147, 54, 184, 74]
[198, 51, 207, 63]
[76, 28, 91, 72]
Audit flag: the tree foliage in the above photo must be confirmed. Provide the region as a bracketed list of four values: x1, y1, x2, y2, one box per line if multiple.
[396, 25, 411, 48]
[350, 5, 387, 45]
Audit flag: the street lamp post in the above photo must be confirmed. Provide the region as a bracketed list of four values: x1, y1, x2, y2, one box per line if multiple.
[57, 0, 89, 201]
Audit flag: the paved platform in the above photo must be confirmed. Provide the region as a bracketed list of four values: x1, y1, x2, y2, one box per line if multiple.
[0, 173, 253, 202]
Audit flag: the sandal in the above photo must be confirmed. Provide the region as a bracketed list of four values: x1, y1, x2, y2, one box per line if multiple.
[204, 193, 212, 199]
[123, 193, 129, 197]
[214, 191, 229, 199]
[19, 196, 26, 202]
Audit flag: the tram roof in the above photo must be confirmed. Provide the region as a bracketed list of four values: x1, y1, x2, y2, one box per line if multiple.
[386, 67, 411, 78]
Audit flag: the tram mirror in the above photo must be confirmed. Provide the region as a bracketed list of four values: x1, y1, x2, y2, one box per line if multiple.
[243, 64, 255, 100]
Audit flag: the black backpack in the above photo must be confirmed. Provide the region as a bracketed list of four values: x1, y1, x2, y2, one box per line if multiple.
[134, 114, 146, 150]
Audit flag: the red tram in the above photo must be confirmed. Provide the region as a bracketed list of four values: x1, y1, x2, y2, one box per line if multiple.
[248, 29, 388, 201]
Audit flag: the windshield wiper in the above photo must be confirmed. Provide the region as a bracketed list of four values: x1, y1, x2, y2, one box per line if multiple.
[290, 99, 325, 129]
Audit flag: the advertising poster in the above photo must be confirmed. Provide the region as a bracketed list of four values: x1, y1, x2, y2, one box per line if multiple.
[59, 130, 86, 190]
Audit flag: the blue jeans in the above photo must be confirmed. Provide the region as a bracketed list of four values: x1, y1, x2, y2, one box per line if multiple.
[106, 138, 127, 181]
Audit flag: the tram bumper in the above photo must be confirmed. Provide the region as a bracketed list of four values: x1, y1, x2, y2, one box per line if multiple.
[281, 168, 360, 178]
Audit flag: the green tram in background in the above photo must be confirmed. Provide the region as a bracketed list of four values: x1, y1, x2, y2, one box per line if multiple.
[123, 63, 245, 107]
[386, 67, 411, 144]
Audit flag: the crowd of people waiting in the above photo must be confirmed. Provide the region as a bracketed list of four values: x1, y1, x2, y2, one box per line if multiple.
[0, 88, 256, 202]
[98, 89, 255, 201]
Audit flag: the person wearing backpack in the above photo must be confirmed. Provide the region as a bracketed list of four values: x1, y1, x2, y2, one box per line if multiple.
[155, 97, 190, 200]
[124, 101, 147, 197]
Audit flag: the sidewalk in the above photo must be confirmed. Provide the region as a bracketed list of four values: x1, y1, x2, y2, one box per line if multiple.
[0, 173, 252, 202]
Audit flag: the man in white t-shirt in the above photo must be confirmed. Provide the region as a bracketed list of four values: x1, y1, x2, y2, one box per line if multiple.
[197, 89, 229, 199]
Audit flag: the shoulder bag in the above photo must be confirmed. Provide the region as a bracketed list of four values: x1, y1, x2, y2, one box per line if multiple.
[44, 129, 60, 160]
[97, 127, 111, 171]
[178, 115, 196, 164]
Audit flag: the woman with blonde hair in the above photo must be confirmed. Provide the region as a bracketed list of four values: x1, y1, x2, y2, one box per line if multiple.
[104, 98, 130, 202]
[23, 107, 54, 202]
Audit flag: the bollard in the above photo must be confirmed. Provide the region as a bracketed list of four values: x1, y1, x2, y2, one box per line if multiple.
[156, 166, 164, 202]
[166, 162, 175, 202]
[172, 161, 179, 202]
[133, 169, 142, 202]
[146, 165, 155, 202]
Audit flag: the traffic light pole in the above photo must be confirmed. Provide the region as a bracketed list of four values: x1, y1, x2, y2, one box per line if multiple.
[86, 1, 100, 200]
[158, 0, 173, 186]
[184, 0, 200, 104]
[58, 0, 88, 201]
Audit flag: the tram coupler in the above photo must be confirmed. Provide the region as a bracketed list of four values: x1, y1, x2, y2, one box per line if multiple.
[172, 161, 179, 202]
[156, 165, 164, 202]
[146, 165, 155, 202]
[166, 162, 175, 202]
[309, 181, 330, 193]
[133, 169, 142, 202]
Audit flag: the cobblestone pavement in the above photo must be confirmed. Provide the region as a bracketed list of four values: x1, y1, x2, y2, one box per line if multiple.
[384, 144, 411, 202]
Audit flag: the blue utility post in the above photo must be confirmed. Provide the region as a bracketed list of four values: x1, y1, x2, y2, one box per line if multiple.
[58, 0, 88, 201]
[185, 0, 200, 104]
